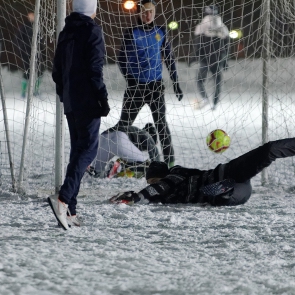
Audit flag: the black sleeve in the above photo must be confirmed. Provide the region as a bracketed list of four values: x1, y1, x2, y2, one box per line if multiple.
[117, 28, 133, 79]
[162, 28, 178, 83]
[86, 25, 108, 100]
[52, 33, 64, 100]
[139, 174, 186, 202]
[169, 165, 203, 178]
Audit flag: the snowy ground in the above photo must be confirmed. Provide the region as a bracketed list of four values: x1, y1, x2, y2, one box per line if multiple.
[1, 60, 295, 294]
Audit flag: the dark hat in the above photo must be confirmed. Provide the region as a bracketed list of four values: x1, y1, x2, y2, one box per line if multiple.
[203, 5, 219, 16]
[137, 0, 157, 12]
[143, 123, 157, 144]
[146, 161, 169, 180]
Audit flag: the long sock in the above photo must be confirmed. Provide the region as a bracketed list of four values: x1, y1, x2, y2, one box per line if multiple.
[21, 80, 27, 98]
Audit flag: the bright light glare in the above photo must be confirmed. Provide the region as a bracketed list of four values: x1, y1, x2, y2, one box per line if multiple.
[123, 0, 135, 10]
[168, 21, 179, 30]
[229, 29, 242, 39]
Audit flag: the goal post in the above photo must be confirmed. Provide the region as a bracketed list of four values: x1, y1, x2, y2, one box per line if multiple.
[55, 0, 66, 194]
[18, 0, 41, 193]
[261, 0, 271, 185]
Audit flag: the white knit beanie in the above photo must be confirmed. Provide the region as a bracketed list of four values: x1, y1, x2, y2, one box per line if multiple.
[73, 0, 97, 17]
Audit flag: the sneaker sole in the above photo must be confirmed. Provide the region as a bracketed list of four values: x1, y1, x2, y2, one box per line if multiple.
[47, 197, 68, 230]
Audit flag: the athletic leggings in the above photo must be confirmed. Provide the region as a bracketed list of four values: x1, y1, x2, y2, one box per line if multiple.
[115, 82, 175, 165]
[197, 60, 224, 106]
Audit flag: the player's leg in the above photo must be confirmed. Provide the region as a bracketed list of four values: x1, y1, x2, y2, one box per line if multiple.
[149, 88, 175, 167]
[145, 136, 160, 162]
[197, 61, 209, 100]
[115, 87, 144, 128]
[22, 60, 30, 98]
[59, 113, 101, 208]
[210, 63, 223, 107]
[203, 180, 252, 207]
[222, 138, 295, 183]
[34, 60, 44, 96]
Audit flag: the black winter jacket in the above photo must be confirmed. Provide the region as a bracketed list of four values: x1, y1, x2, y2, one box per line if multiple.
[139, 165, 224, 204]
[52, 13, 109, 117]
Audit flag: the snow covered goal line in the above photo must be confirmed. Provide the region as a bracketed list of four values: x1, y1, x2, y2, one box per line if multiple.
[0, 0, 295, 197]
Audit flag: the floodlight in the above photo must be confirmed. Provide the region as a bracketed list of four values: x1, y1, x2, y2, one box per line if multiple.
[123, 0, 136, 10]
[168, 21, 179, 30]
[229, 29, 243, 39]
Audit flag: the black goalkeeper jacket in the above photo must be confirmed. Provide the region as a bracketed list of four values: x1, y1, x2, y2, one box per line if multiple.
[138, 138, 295, 206]
[139, 165, 226, 204]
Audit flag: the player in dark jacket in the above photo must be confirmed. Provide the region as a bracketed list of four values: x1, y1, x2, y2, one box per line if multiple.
[114, 0, 183, 168]
[192, 5, 230, 110]
[110, 138, 295, 206]
[49, 0, 110, 230]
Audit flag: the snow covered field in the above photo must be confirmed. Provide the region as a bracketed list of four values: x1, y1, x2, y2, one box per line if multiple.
[1, 60, 295, 294]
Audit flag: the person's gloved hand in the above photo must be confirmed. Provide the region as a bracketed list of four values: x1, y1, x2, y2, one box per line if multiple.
[173, 82, 184, 101]
[109, 191, 141, 205]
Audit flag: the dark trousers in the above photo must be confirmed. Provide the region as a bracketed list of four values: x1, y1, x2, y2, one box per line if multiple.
[59, 112, 101, 214]
[197, 60, 224, 106]
[116, 83, 175, 165]
[207, 138, 295, 206]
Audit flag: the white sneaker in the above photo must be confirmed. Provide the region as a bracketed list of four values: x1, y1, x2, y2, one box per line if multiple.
[66, 214, 83, 227]
[47, 195, 69, 230]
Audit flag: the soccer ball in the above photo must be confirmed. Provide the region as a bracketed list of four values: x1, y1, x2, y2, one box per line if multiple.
[206, 129, 231, 153]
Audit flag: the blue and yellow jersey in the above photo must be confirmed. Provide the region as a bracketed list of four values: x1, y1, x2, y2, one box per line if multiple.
[118, 25, 178, 84]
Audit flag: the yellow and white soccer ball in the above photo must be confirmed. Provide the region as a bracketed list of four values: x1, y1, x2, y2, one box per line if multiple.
[206, 129, 231, 153]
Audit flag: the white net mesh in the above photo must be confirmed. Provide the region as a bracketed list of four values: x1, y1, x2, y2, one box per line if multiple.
[0, 0, 295, 196]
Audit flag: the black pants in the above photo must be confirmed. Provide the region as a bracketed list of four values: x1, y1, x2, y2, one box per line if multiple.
[206, 138, 295, 206]
[115, 82, 175, 165]
[59, 113, 101, 215]
[197, 60, 224, 106]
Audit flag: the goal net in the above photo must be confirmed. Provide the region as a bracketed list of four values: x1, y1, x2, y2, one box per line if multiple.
[0, 0, 295, 197]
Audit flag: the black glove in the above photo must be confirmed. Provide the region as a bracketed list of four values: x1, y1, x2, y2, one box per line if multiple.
[109, 191, 141, 205]
[173, 82, 184, 101]
[98, 99, 110, 117]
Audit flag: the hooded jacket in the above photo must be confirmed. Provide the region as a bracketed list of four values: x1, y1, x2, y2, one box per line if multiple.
[194, 15, 230, 64]
[52, 12, 109, 117]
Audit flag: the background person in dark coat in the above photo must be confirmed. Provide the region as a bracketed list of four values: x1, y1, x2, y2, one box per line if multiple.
[192, 5, 229, 110]
[15, 12, 44, 97]
[48, 0, 110, 230]
[110, 138, 295, 206]
[115, 0, 183, 168]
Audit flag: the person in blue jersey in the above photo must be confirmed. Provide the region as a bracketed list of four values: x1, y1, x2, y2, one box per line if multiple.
[48, 0, 110, 230]
[191, 5, 230, 110]
[115, 0, 183, 169]
[110, 138, 295, 206]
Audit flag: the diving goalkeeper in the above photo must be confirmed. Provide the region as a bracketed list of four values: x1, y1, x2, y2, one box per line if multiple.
[110, 138, 295, 206]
